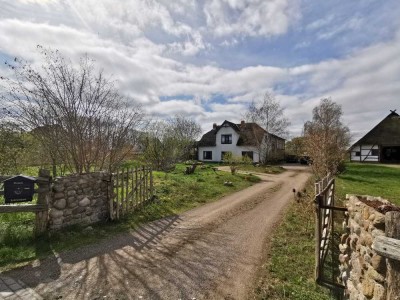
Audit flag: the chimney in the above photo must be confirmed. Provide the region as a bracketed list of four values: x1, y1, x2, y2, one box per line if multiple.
[240, 120, 245, 126]
[213, 123, 217, 129]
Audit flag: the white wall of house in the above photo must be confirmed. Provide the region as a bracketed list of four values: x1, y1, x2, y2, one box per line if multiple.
[350, 144, 379, 162]
[198, 126, 261, 162]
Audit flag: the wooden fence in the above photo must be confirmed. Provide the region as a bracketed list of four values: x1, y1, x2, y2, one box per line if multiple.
[110, 166, 153, 220]
[314, 173, 347, 290]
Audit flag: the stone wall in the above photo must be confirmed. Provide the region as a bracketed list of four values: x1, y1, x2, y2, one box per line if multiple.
[339, 195, 395, 300]
[48, 172, 110, 230]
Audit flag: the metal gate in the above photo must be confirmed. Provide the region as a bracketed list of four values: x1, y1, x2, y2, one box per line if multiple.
[315, 174, 347, 290]
[110, 166, 154, 220]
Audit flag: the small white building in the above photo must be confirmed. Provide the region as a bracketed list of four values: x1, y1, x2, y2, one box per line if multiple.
[197, 120, 285, 163]
[350, 110, 400, 163]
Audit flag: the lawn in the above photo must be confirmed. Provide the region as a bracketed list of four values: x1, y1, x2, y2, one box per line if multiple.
[254, 180, 333, 300]
[336, 163, 400, 205]
[0, 164, 260, 271]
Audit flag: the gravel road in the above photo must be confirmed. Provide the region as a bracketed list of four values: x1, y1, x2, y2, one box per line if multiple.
[5, 165, 311, 300]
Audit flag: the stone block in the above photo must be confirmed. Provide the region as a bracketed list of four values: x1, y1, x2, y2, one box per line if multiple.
[53, 199, 66, 210]
[362, 278, 375, 298]
[72, 207, 85, 214]
[372, 283, 385, 300]
[85, 208, 93, 216]
[54, 192, 64, 200]
[52, 184, 64, 193]
[63, 209, 72, 217]
[52, 218, 63, 225]
[67, 190, 76, 197]
[362, 207, 370, 220]
[67, 197, 77, 208]
[371, 254, 386, 275]
[79, 197, 90, 207]
[49, 209, 63, 218]
[366, 266, 384, 283]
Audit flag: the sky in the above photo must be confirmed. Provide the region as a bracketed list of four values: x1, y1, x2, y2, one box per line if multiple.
[0, 0, 399, 142]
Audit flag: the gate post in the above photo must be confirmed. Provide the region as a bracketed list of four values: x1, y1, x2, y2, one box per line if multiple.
[35, 169, 51, 236]
[386, 211, 400, 300]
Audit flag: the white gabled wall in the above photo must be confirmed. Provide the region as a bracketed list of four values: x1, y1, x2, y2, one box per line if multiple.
[198, 126, 261, 162]
[350, 144, 379, 162]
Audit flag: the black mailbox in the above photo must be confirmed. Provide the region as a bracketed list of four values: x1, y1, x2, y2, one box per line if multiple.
[4, 175, 36, 204]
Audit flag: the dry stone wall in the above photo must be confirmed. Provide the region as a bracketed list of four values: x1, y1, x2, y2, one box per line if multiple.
[48, 172, 110, 230]
[339, 195, 397, 300]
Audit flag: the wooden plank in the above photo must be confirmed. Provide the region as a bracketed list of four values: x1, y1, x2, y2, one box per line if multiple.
[109, 176, 114, 221]
[150, 168, 154, 199]
[125, 167, 129, 213]
[135, 167, 138, 208]
[131, 168, 135, 211]
[0, 204, 47, 213]
[372, 236, 400, 261]
[116, 170, 120, 220]
[121, 168, 125, 217]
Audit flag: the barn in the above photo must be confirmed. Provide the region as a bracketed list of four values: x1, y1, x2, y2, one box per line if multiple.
[350, 110, 400, 163]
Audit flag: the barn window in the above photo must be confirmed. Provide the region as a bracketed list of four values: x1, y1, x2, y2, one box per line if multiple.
[371, 149, 379, 156]
[355, 151, 361, 156]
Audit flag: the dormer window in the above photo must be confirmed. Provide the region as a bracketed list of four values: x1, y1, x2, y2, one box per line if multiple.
[221, 134, 232, 144]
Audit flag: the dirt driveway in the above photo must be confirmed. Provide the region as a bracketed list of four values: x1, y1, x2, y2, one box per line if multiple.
[5, 165, 311, 300]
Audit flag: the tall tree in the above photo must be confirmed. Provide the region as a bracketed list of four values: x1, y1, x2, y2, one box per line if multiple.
[286, 136, 306, 157]
[304, 98, 351, 178]
[244, 92, 290, 162]
[0, 46, 144, 174]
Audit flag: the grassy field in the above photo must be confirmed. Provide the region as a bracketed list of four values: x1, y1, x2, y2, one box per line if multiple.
[0, 164, 260, 271]
[336, 163, 400, 205]
[254, 179, 333, 300]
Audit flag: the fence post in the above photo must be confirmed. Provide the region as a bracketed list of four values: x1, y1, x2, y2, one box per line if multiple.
[385, 211, 400, 300]
[35, 169, 50, 236]
[150, 167, 153, 199]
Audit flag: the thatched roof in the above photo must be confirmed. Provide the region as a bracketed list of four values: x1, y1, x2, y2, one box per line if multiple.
[198, 120, 285, 147]
[352, 110, 400, 147]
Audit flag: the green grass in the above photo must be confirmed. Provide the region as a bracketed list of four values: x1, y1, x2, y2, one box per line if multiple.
[0, 164, 260, 271]
[255, 180, 333, 300]
[336, 163, 400, 205]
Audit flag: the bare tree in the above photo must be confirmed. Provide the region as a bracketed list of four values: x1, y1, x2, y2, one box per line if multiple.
[244, 92, 290, 162]
[0, 46, 144, 175]
[167, 114, 202, 161]
[304, 98, 350, 178]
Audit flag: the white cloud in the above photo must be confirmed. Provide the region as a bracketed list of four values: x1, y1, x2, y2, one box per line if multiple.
[203, 0, 301, 37]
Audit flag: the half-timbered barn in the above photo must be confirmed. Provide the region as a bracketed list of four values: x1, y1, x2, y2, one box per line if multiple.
[350, 110, 400, 163]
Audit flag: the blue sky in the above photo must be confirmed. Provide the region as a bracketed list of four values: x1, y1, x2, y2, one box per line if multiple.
[0, 0, 399, 141]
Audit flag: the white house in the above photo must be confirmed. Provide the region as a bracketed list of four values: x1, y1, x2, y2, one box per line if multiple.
[350, 110, 400, 163]
[197, 120, 285, 163]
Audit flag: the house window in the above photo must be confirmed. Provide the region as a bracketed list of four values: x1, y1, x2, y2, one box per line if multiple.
[242, 151, 254, 160]
[221, 134, 232, 144]
[355, 151, 361, 157]
[203, 151, 212, 160]
[371, 149, 379, 156]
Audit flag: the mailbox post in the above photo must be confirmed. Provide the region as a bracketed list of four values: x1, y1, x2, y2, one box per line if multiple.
[3, 175, 36, 204]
